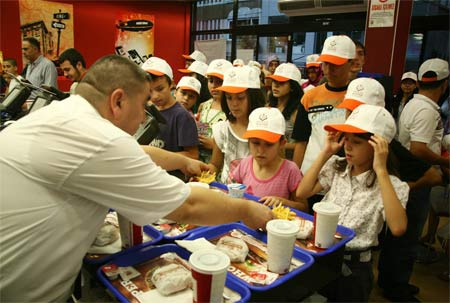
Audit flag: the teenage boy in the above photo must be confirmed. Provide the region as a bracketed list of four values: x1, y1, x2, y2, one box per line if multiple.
[292, 35, 355, 174]
[141, 57, 199, 179]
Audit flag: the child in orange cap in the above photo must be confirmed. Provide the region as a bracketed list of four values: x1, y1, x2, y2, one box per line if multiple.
[297, 104, 409, 302]
[230, 107, 308, 212]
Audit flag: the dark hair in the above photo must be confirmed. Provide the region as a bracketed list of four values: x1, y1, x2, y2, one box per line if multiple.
[221, 88, 265, 122]
[78, 55, 149, 99]
[268, 79, 304, 120]
[195, 73, 212, 103]
[148, 73, 172, 86]
[392, 84, 418, 119]
[353, 40, 366, 55]
[4, 58, 17, 67]
[23, 37, 40, 51]
[59, 48, 86, 68]
[333, 132, 399, 187]
[419, 71, 448, 90]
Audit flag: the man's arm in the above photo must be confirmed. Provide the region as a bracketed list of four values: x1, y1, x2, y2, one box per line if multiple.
[165, 187, 274, 229]
[291, 102, 311, 169]
[141, 145, 207, 176]
[410, 141, 449, 166]
[44, 61, 58, 88]
[408, 166, 442, 190]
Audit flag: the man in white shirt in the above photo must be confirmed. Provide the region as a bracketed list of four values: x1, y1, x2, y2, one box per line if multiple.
[0, 55, 273, 302]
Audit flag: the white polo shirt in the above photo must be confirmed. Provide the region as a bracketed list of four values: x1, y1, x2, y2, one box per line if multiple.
[0, 95, 190, 302]
[398, 94, 444, 155]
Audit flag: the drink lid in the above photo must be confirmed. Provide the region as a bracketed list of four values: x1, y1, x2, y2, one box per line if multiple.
[266, 219, 299, 236]
[189, 249, 230, 274]
[313, 202, 341, 216]
[227, 183, 246, 190]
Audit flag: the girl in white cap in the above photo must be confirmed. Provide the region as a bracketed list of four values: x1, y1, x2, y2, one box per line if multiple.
[297, 104, 409, 302]
[196, 59, 233, 163]
[229, 107, 307, 212]
[265, 63, 304, 166]
[208, 66, 265, 183]
[175, 76, 201, 116]
[392, 71, 418, 121]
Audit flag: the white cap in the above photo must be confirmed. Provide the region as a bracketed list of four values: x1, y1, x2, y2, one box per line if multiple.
[306, 54, 320, 68]
[176, 76, 201, 95]
[244, 107, 286, 143]
[141, 56, 173, 79]
[178, 60, 208, 77]
[266, 63, 302, 86]
[233, 58, 245, 67]
[418, 58, 449, 82]
[318, 35, 356, 65]
[182, 50, 207, 63]
[206, 59, 233, 80]
[248, 60, 262, 69]
[325, 104, 396, 142]
[217, 66, 260, 93]
[338, 78, 385, 111]
[401, 71, 418, 82]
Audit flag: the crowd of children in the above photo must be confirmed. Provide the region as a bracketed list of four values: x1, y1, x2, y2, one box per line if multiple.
[136, 37, 448, 301]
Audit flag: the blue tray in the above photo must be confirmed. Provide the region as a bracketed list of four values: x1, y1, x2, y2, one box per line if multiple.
[210, 181, 355, 258]
[97, 244, 251, 303]
[185, 223, 314, 292]
[83, 225, 163, 265]
[151, 223, 208, 241]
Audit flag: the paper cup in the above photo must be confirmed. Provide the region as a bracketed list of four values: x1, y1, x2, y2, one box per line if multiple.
[227, 183, 246, 198]
[266, 219, 299, 274]
[312, 202, 341, 249]
[189, 249, 230, 303]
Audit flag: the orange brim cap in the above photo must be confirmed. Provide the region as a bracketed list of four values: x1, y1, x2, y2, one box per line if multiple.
[207, 72, 224, 80]
[306, 63, 321, 68]
[244, 129, 281, 143]
[318, 54, 348, 65]
[178, 86, 199, 93]
[336, 99, 364, 111]
[178, 68, 193, 74]
[324, 123, 367, 134]
[144, 69, 165, 76]
[420, 76, 438, 82]
[216, 86, 247, 93]
[266, 75, 290, 82]
[182, 54, 193, 60]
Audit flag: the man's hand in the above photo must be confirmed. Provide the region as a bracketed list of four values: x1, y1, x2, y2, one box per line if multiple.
[241, 201, 274, 230]
[180, 158, 210, 177]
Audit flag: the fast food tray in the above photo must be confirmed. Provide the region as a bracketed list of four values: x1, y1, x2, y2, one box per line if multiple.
[83, 225, 163, 265]
[210, 181, 355, 258]
[96, 244, 251, 303]
[185, 222, 314, 292]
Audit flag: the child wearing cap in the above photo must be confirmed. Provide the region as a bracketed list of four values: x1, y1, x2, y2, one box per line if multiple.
[302, 54, 323, 92]
[229, 107, 307, 212]
[266, 63, 304, 165]
[263, 54, 281, 97]
[141, 57, 199, 178]
[182, 50, 207, 68]
[297, 104, 409, 302]
[339, 77, 442, 301]
[178, 60, 211, 107]
[175, 76, 201, 116]
[208, 66, 266, 183]
[392, 71, 418, 121]
[196, 59, 232, 163]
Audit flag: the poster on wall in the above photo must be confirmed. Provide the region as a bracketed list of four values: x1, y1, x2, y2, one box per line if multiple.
[194, 39, 227, 64]
[19, 0, 74, 63]
[368, 0, 397, 28]
[115, 13, 155, 66]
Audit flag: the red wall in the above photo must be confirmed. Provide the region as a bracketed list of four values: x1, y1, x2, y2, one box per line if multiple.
[0, 0, 191, 81]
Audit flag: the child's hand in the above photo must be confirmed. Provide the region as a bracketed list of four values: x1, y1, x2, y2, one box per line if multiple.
[199, 135, 214, 150]
[323, 131, 344, 156]
[259, 196, 282, 207]
[369, 134, 389, 175]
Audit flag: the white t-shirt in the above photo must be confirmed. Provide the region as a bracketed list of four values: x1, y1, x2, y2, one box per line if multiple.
[212, 120, 249, 184]
[318, 156, 409, 250]
[398, 94, 444, 155]
[0, 95, 190, 302]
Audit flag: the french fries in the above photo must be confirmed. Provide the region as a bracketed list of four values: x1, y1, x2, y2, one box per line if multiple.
[195, 171, 216, 184]
[272, 203, 297, 220]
